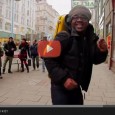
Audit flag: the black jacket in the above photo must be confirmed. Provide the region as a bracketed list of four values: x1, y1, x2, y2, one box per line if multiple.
[44, 24, 108, 92]
[4, 41, 17, 57]
[30, 43, 38, 57]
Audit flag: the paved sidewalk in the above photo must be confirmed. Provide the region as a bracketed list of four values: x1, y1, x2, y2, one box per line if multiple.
[0, 60, 115, 105]
[85, 64, 115, 105]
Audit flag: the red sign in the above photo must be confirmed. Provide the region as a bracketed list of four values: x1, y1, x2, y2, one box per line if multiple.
[107, 35, 111, 49]
[38, 40, 61, 58]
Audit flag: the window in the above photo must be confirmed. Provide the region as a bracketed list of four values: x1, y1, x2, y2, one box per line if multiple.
[14, 13, 16, 22]
[0, 19, 2, 30]
[43, 26, 45, 31]
[16, 14, 18, 22]
[27, 19, 29, 26]
[27, 10, 29, 16]
[106, 22, 111, 37]
[5, 22, 11, 31]
[6, 9, 8, 18]
[22, 4, 25, 13]
[9, 11, 11, 19]
[0, 5, 2, 16]
[28, 0, 29, 7]
[6, 0, 8, 5]
[21, 17, 25, 25]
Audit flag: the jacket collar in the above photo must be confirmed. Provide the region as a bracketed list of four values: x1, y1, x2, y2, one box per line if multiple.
[71, 28, 79, 37]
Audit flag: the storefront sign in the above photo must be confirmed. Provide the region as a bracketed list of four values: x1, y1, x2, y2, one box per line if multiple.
[71, 0, 95, 9]
[107, 34, 111, 50]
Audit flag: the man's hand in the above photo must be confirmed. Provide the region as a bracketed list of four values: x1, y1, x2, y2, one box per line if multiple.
[11, 48, 14, 51]
[6, 50, 8, 52]
[64, 78, 78, 90]
[97, 39, 107, 52]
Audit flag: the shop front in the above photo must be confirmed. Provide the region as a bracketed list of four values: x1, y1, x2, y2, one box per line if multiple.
[0, 31, 21, 46]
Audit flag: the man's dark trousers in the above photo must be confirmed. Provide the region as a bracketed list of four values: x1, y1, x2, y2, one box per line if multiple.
[51, 84, 83, 105]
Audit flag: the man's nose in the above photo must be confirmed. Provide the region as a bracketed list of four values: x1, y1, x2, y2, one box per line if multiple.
[77, 17, 83, 21]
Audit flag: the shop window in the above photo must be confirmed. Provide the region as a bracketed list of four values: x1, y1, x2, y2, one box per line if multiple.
[0, 5, 2, 16]
[0, 20, 2, 29]
[106, 22, 111, 36]
[5, 22, 11, 31]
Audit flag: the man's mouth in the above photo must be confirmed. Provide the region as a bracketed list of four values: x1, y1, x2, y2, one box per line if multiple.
[76, 24, 83, 28]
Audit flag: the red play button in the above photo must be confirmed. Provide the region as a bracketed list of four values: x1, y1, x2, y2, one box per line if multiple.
[38, 40, 61, 58]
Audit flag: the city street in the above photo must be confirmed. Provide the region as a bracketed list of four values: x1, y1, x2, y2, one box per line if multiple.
[0, 57, 115, 105]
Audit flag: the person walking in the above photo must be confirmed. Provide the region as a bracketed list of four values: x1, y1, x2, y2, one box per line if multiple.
[0, 42, 4, 79]
[18, 38, 30, 73]
[41, 36, 47, 72]
[44, 5, 108, 105]
[30, 40, 39, 70]
[3, 37, 17, 74]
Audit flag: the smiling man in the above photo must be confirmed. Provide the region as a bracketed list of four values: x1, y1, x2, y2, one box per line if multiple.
[44, 5, 108, 105]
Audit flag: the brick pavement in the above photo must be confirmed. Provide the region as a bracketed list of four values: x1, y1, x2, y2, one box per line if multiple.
[0, 57, 115, 105]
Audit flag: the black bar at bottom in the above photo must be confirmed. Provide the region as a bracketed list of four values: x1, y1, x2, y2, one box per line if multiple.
[0, 107, 115, 115]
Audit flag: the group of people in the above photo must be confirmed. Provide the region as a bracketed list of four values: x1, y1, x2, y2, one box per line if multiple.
[0, 37, 43, 79]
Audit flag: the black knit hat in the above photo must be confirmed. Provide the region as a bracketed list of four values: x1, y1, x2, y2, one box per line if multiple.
[69, 5, 92, 21]
[9, 37, 13, 39]
[22, 38, 26, 41]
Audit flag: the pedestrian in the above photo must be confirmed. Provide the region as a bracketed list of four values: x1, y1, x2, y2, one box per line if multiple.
[18, 38, 30, 73]
[0, 42, 4, 79]
[30, 40, 39, 70]
[44, 5, 108, 105]
[3, 37, 17, 74]
[41, 36, 47, 72]
[42, 59, 45, 72]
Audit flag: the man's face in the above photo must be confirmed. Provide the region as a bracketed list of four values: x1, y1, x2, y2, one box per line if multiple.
[21, 40, 25, 43]
[9, 38, 13, 42]
[33, 41, 36, 44]
[71, 14, 89, 32]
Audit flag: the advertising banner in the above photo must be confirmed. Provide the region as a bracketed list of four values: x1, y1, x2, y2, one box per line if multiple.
[71, 0, 95, 9]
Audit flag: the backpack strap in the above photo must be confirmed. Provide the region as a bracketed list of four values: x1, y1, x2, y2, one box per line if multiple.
[55, 31, 73, 55]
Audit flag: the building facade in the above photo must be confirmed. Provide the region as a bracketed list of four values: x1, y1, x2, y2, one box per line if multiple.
[0, 0, 36, 44]
[95, 0, 115, 73]
[35, 0, 59, 40]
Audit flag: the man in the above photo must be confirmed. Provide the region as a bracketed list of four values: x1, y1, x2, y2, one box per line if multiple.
[3, 37, 17, 73]
[0, 42, 4, 79]
[30, 40, 39, 70]
[44, 5, 108, 105]
[41, 36, 47, 72]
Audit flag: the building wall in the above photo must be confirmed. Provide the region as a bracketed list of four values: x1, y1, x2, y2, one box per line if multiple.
[35, 0, 59, 40]
[95, 0, 115, 73]
[0, 0, 36, 44]
[111, 0, 115, 72]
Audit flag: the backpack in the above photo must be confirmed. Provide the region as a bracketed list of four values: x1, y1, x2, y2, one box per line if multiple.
[53, 14, 72, 39]
[53, 15, 66, 38]
[52, 14, 73, 56]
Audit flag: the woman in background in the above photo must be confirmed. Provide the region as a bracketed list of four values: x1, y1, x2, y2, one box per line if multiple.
[18, 38, 30, 73]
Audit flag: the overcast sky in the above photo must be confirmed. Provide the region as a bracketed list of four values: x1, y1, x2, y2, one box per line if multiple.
[47, 0, 71, 15]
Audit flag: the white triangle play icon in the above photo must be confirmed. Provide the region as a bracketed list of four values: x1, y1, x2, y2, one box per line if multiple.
[46, 45, 53, 53]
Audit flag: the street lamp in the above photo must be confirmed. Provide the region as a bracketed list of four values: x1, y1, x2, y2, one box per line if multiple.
[11, 0, 20, 38]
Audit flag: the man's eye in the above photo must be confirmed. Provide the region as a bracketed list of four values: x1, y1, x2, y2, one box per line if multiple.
[72, 16, 78, 19]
